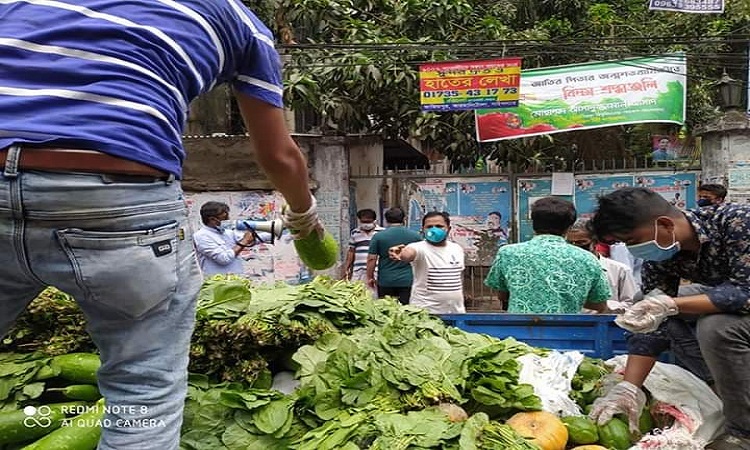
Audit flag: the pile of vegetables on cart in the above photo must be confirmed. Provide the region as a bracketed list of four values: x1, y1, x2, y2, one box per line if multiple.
[0, 276, 705, 449]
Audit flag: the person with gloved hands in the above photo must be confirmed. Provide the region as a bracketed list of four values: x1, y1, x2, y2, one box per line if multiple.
[587, 187, 750, 450]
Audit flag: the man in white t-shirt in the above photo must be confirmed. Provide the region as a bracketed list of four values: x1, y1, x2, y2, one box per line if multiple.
[388, 211, 465, 314]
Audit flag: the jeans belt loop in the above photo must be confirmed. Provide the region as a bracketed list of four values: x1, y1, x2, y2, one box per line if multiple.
[2, 145, 21, 179]
[165, 174, 175, 185]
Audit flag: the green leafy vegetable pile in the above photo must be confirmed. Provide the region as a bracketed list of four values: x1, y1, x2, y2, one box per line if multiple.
[2, 277, 619, 449]
[179, 276, 567, 449]
[1, 288, 95, 356]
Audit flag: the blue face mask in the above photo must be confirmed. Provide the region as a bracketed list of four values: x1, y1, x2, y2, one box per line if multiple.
[626, 222, 680, 261]
[424, 226, 447, 244]
[697, 198, 713, 207]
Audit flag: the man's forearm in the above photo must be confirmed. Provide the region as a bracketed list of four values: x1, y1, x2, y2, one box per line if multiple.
[623, 355, 656, 387]
[236, 92, 312, 213]
[255, 140, 312, 212]
[343, 250, 355, 277]
[584, 301, 608, 313]
[366, 258, 377, 281]
[674, 294, 722, 314]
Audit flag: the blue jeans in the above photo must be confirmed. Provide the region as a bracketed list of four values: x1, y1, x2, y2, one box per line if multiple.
[0, 149, 202, 449]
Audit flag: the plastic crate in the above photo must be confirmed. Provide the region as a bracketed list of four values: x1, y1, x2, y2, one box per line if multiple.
[439, 313, 628, 359]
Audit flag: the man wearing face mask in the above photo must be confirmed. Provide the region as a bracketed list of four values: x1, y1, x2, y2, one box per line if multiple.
[343, 209, 383, 283]
[193, 201, 256, 276]
[566, 218, 638, 313]
[697, 183, 727, 207]
[388, 211, 466, 314]
[588, 187, 750, 449]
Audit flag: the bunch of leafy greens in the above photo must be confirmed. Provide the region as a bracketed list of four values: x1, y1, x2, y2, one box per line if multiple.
[570, 358, 612, 411]
[190, 276, 384, 382]
[1, 288, 95, 356]
[0, 352, 54, 412]
[180, 276, 554, 449]
[182, 375, 540, 450]
[6, 278, 611, 449]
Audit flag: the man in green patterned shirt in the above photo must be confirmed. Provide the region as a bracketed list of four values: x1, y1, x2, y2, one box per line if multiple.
[485, 197, 610, 314]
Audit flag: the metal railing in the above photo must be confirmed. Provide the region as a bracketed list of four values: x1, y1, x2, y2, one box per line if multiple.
[463, 266, 505, 311]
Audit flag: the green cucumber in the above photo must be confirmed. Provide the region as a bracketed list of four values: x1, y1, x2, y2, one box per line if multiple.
[0, 406, 65, 444]
[49, 354, 100, 385]
[22, 400, 104, 450]
[47, 385, 101, 402]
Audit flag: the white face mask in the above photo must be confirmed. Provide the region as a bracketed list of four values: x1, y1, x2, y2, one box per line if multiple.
[359, 222, 376, 231]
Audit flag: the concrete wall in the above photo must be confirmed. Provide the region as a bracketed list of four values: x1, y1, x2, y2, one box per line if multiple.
[181, 136, 316, 191]
[182, 134, 360, 277]
[348, 136, 383, 219]
[309, 136, 350, 275]
[699, 111, 750, 204]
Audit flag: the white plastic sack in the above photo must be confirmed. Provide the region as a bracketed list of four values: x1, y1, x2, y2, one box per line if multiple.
[517, 351, 584, 417]
[606, 355, 725, 449]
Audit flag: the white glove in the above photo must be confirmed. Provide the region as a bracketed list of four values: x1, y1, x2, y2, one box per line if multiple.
[282, 196, 324, 239]
[589, 380, 647, 434]
[615, 290, 678, 333]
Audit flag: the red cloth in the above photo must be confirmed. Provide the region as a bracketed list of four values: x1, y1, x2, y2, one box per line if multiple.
[595, 242, 611, 257]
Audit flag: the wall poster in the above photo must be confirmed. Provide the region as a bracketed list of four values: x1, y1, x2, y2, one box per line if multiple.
[516, 171, 698, 241]
[186, 191, 309, 284]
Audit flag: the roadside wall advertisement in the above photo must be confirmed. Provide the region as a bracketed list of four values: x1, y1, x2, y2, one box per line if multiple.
[516, 172, 698, 241]
[475, 54, 687, 142]
[419, 58, 522, 112]
[186, 191, 309, 284]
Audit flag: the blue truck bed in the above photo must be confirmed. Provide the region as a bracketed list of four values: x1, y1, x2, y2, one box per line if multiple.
[440, 313, 629, 359]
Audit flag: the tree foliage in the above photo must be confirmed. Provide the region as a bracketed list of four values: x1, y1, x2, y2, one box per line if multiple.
[244, 0, 750, 167]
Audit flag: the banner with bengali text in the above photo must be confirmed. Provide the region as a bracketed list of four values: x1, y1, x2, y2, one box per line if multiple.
[419, 58, 522, 111]
[475, 54, 686, 142]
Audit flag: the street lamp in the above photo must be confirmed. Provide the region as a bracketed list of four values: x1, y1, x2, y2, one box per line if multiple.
[716, 71, 744, 111]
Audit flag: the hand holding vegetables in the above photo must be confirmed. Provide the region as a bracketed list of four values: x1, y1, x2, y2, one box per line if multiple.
[282, 196, 324, 239]
[589, 381, 646, 434]
[615, 290, 678, 333]
[282, 196, 338, 270]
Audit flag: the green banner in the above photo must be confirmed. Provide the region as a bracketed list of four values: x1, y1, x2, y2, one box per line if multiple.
[475, 54, 686, 142]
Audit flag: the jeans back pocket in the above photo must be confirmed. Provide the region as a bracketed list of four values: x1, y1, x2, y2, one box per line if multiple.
[56, 222, 180, 319]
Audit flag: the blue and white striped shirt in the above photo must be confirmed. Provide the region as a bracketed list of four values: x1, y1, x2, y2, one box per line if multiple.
[0, 0, 283, 177]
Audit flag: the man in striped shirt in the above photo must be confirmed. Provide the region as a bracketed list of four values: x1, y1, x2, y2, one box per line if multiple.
[389, 211, 466, 314]
[342, 209, 383, 283]
[0, 1, 323, 448]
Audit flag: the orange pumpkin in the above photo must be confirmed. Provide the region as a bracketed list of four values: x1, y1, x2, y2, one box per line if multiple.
[506, 411, 568, 450]
[570, 446, 609, 450]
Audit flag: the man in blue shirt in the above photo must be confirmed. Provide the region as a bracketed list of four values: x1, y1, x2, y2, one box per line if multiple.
[588, 187, 750, 450]
[193, 201, 257, 276]
[0, 1, 324, 448]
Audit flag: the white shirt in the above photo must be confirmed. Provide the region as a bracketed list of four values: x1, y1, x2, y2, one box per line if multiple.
[609, 242, 643, 290]
[407, 241, 466, 314]
[599, 256, 638, 313]
[193, 226, 247, 276]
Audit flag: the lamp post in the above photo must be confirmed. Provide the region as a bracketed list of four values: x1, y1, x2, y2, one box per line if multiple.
[715, 71, 744, 112]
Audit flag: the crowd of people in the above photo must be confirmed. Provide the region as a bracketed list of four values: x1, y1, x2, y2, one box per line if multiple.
[348, 182, 746, 450]
[1, 0, 744, 446]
